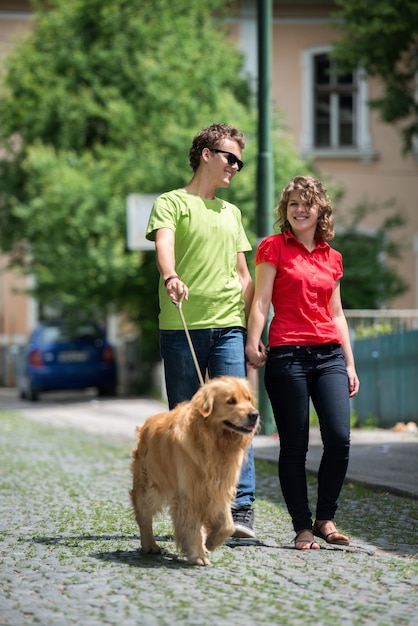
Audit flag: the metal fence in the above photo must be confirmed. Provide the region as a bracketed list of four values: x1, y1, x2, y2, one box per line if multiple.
[345, 309, 418, 337]
[346, 311, 418, 427]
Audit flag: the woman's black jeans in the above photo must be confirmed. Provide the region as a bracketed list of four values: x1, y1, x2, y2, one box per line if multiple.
[264, 344, 351, 533]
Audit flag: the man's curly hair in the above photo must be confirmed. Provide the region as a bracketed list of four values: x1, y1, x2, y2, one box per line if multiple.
[189, 123, 246, 172]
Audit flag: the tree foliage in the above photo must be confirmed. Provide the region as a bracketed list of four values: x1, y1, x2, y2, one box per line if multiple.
[332, 0, 418, 153]
[331, 200, 408, 309]
[0, 0, 251, 318]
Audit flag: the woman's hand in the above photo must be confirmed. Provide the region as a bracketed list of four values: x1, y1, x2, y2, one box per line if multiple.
[245, 340, 267, 369]
[346, 364, 360, 397]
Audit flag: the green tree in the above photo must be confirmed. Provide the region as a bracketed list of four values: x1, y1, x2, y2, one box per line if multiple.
[332, 0, 418, 153]
[0, 0, 252, 317]
[0, 0, 313, 377]
[331, 200, 408, 309]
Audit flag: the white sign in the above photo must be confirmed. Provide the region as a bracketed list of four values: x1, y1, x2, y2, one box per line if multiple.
[126, 193, 159, 251]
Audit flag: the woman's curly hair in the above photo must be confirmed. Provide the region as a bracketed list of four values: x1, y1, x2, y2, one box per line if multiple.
[188, 123, 246, 172]
[274, 175, 335, 241]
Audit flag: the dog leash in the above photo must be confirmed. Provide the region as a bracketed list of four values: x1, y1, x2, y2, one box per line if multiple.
[175, 292, 205, 386]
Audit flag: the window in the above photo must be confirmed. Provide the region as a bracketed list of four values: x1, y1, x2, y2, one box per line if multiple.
[301, 47, 376, 161]
[314, 54, 356, 148]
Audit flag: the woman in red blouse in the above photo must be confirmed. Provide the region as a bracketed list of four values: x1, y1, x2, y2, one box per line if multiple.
[246, 175, 359, 550]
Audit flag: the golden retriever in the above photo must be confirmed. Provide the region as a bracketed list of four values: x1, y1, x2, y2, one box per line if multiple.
[130, 376, 259, 566]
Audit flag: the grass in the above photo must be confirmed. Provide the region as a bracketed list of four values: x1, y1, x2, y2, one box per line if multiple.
[0, 411, 417, 626]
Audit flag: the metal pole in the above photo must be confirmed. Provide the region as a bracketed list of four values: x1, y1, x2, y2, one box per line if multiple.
[257, 0, 275, 435]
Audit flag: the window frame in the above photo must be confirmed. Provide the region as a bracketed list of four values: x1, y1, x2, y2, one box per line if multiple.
[301, 46, 376, 162]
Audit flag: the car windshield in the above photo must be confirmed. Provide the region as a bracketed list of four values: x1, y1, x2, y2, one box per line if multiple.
[40, 324, 103, 344]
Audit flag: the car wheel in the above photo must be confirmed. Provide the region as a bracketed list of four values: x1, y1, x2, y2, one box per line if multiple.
[28, 386, 39, 402]
[97, 385, 116, 398]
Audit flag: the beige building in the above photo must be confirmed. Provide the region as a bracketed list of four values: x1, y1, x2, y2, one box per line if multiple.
[0, 2, 34, 383]
[1, 1, 417, 376]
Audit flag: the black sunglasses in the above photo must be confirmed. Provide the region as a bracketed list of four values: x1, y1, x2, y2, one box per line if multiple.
[209, 148, 244, 172]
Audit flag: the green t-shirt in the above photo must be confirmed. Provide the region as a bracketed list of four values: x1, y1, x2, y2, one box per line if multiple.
[146, 188, 252, 330]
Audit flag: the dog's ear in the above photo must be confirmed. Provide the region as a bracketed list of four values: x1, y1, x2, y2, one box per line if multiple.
[193, 385, 214, 417]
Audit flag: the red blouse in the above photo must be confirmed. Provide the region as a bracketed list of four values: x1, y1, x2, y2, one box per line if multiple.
[255, 230, 343, 346]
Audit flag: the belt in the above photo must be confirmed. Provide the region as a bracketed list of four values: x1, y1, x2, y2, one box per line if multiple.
[268, 343, 341, 356]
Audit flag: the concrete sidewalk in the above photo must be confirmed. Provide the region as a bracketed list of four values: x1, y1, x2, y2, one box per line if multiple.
[2, 388, 417, 499]
[254, 428, 418, 499]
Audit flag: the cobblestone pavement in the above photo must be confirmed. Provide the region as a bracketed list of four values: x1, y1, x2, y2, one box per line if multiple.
[0, 392, 417, 626]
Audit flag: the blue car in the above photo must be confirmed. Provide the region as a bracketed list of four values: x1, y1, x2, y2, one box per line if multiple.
[16, 320, 117, 401]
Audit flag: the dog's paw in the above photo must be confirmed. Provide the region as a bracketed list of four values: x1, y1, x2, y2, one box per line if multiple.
[141, 545, 162, 555]
[206, 529, 232, 552]
[188, 554, 211, 566]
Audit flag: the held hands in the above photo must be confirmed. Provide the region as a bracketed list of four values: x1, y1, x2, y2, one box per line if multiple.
[165, 275, 188, 304]
[245, 341, 267, 369]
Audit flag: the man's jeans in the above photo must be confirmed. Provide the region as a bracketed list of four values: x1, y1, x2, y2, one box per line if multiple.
[264, 344, 350, 532]
[160, 327, 255, 508]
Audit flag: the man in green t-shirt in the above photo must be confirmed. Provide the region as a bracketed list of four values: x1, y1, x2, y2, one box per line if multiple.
[146, 123, 256, 538]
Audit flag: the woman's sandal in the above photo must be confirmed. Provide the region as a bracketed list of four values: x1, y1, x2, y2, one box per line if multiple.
[294, 529, 320, 550]
[313, 520, 350, 546]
